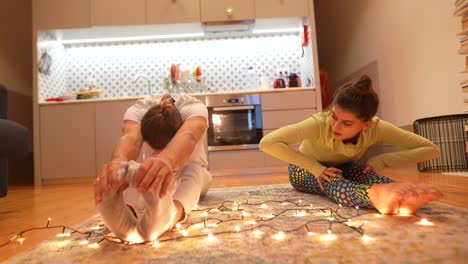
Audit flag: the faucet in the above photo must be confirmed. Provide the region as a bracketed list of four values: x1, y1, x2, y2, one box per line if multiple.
[133, 74, 152, 95]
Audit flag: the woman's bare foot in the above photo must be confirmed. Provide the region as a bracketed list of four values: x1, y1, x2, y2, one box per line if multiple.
[368, 182, 443, 215]
[368, 183, 404, 214]
[397, 182, 443, 214]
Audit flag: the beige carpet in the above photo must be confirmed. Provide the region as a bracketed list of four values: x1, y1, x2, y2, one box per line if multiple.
[5, 184, 468, 263]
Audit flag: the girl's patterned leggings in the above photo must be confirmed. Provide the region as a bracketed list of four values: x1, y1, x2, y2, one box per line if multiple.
[288, 162, 393, 208]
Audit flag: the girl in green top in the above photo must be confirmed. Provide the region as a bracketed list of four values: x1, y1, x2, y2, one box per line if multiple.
[259, 75, 443, 214]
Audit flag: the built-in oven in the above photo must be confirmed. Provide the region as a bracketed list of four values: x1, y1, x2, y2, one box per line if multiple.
[205, 94, 263, 151]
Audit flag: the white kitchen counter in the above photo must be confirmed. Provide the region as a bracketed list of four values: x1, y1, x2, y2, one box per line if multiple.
[38, 87, 316, 105]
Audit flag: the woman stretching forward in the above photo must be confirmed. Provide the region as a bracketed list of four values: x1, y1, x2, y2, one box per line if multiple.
[259, 75, 442, 214]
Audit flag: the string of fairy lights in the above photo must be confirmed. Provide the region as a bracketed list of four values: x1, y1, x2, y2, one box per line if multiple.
[0, 198, 435, 249]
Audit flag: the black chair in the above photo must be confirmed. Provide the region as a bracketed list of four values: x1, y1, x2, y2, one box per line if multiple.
[0, 84, 29, 197]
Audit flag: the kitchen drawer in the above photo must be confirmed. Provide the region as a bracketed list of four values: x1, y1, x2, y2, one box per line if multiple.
[255, 0, 309, 19]
[262, 108, 316, 129]
[261, 90, 316, 110]
[147, 0, 201, 24]
[208, 149, 264, 170]
[200, 0, 255, 22]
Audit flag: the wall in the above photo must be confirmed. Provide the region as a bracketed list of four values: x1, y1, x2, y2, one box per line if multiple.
[314, 0, 462, 126]
[0, 0, 34, 185]
[0, 0, 33, 97]
[37, 31, 314, 102]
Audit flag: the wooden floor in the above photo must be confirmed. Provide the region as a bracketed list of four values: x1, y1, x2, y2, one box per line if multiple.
[1, 166, 467, 262]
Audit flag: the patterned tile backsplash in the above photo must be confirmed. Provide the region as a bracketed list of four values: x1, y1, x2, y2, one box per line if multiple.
[37, 31, 314, 102]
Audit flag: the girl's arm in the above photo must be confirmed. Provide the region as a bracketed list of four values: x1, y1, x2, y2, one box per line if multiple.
[259, 116, 327, 177]
[366, 120, 440, 171]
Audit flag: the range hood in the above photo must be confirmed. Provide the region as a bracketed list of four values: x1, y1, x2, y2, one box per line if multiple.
[203, 20, 255, 33]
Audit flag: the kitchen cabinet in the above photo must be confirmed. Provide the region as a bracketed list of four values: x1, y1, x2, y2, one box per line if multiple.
[91, 0, 146, 26]
[200, 0, 255, 22]
[147, 0, 201, 24]
[261, 89, 317, 166]
[95, 101, 135, 173]
[255, 0, 309, 18]
[33, 0, 91, 30]
[39, 104, 96, 179]
[208, 149, 264, 170]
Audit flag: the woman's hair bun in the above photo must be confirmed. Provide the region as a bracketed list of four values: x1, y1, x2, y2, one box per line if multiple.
[354, 75, 372, 92]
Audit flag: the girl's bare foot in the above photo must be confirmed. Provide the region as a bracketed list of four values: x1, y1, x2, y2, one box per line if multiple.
[398, 182, 443, 214]
[368, 183, 403, 214]
[368, 182, 443, 215]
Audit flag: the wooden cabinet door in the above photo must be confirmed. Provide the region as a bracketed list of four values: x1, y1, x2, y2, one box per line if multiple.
[91, 0, 146, 26]
[40, 104, 96, 179]
[147, 0, 201, 24]
[255, 0, 308, 18]
[33, 0, 91, 30]
[95, 101, 136, 173]
[200, 0, 254, 22]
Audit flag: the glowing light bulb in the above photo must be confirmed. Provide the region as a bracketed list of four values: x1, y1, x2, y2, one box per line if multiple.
[127, 231, 144, 244]
[295, 210, 307, 217]
[362, 235, 372, 242]
[207, 233, 215, 241]
[55, 240, 71, 247]
[272, 231, 286, 240]
[246, 220, 257, 225]
[88, 243, 99, 249]
[253, 229, 263, 237]
[417, 218, 434, 226]
[355, 206, 359, 210]
[339, 204, 342, 207]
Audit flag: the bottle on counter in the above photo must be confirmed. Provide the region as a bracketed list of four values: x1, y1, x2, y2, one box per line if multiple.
[245, 66, 261, 90]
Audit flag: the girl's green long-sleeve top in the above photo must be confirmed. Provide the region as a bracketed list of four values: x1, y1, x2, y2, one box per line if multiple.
[259, 112, 440, 177]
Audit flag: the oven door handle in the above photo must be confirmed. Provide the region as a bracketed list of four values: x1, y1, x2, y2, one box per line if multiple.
[212, 105, 255, 111]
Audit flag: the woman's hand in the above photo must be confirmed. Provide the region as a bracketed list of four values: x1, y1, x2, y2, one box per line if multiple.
[94, 159, 126, 205]
[363, 164, 376, 174]
[133, 156, 175, 198]
[317, 167, 342, 191]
